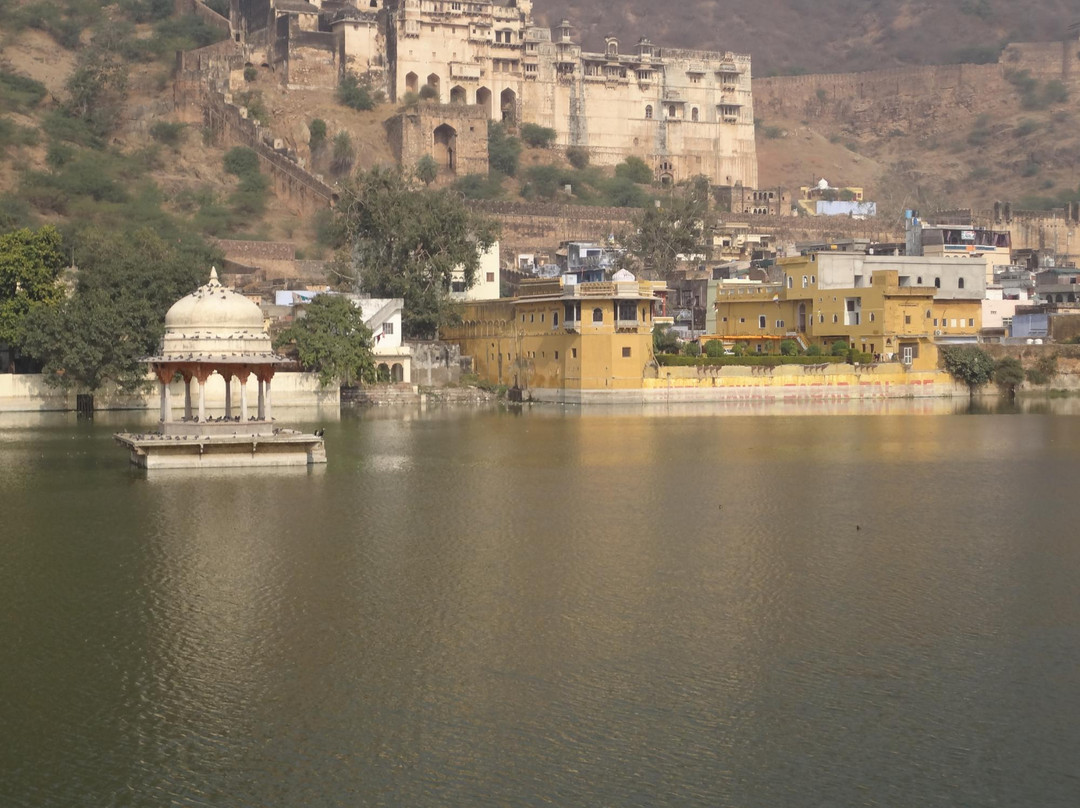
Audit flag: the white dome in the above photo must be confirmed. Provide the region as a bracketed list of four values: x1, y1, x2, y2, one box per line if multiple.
[151, 268, 280, 363]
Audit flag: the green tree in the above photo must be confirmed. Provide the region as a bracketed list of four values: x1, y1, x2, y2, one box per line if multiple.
[942, 345, 995, 396]
[993, 356, 1025, 398]
[488, 121, 521, 177]
[20, 227, 213, 393]
[335, 167, 499, 338]
[416, 154, 438, 186]
[224, 146, 260, 177]
[309, 118, 327, 153]
[615, 156, 653, 184]
[831, 340, 850, 356]
[653, 323, 679, 354]
[566, 146, 589, 170]
[274, 294, 374, 387]
[779, 339, 799, 356]
[704, 339, 725, 358]
[682, 340, 701, 357]
[0, 226, 66, 351]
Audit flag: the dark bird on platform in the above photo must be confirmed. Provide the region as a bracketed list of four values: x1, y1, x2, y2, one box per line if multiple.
[314, 428, 324, 437]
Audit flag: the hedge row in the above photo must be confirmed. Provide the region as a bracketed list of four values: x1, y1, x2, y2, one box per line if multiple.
[657, 355, 849, 367]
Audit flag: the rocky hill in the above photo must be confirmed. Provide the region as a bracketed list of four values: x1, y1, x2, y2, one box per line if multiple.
[535, 0, 1077, 77]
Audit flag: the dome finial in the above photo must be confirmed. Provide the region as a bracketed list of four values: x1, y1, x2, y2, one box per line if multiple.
[209, 267, 220, 286]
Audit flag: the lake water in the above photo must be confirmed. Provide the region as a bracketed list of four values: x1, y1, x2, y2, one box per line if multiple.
[3, 401, 1080, 807]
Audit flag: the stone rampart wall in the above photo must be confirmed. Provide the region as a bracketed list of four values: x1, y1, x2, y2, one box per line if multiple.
[174, 0, 230, 35]
[215, 239, 296, 261]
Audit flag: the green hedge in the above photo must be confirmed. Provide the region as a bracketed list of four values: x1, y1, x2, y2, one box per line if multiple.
[657, 354, 848, 367]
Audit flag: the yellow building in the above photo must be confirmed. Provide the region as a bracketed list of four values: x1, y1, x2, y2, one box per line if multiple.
[440, 276, 667, 398]
[711, 254, 985, 369]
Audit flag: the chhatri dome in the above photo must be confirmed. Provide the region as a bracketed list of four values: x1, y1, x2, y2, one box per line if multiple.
[156, 267, 280, 363]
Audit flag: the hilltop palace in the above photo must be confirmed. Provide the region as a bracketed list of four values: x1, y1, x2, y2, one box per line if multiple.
[230, 0, 757, 186]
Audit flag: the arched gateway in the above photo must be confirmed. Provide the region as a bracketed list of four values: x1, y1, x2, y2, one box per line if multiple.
[114, 269, 326, 469]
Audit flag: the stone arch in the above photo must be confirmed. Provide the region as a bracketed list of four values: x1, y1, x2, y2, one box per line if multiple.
[426, 73, 440, 100]
[433, 123, 457, 171]
[450, 85, 467, 104]
[500, 88, 516, 124]
[391, 363, 404, 382]
[645, 104, 653, 119]
[405, 72, 418, 94]
[476, 86, 492, 117]
[691, 106, 699, 122]
[377, 363, 391, 382]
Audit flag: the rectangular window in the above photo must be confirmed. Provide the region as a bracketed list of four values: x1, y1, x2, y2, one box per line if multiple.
[384, 322, 394, 334]
[905, 314, 911, 325]
[968, 318, 974, 327]
[758, 315, 766, 328]
[540, 313, 545, 322]
[572, 348, 577, 358]
[739, 317, 746, 323]
[553, 312, 559, 327]
[554, 351, 559, 359]
[486, 272, 495, 283]
[622, 347, 631, 357]
[933, 318, 938, 327]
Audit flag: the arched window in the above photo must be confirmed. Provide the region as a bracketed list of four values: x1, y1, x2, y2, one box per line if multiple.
[832, 314, 838, 323]
[958, 277, 965, 289]
[645, 105, 653, 119]
[592, 307, 603, 322]
[787, 276, 793, 288]
[668, 105, 676, 118]
[802, 275, 808, 288]
[691, 107, 699, 122]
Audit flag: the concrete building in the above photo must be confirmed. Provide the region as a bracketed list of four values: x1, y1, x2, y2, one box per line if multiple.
[451, 242, 501, 299]
[440, 274, 667, 399]
[710, 253, 986, 369]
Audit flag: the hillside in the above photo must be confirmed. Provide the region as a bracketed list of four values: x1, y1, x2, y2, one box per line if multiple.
[534, 0, 1077, 76]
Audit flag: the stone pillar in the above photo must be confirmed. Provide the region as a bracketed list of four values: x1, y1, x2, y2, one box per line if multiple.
[257, 379, 265, 420]
[198, 378, 206, 422]
[183, 377, 192, 420]
[158, 380, 167, 423]
[223, 373, 233, 419]
[237, 369, 250, 421]
[264, 377, 272, 422]
[163, 382, 172, 424]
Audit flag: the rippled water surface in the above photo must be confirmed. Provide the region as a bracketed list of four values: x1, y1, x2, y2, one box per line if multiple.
[3, 402, 1080, 807]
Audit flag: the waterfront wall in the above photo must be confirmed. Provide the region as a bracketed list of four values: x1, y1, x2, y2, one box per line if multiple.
[527, 365, 972, 404]
[0, 373, 338, 413]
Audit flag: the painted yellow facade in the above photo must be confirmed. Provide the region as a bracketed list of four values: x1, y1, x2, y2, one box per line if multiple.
[440, 277, 667, 393]
[711, 255, 984, 370]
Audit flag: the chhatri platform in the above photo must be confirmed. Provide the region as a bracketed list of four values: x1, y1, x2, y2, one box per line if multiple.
[114, 268, 326, 469]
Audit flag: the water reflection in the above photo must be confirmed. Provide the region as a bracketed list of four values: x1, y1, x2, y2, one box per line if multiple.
[3, 404, 1080, 806]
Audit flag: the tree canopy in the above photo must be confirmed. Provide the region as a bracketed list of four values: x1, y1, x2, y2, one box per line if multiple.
[274, 294, 374, 387]
[20, 226, 215, 393]
[334, 167, 499, 339]
[942, 345, 995, 394]
[620, 176, 713, 278]
[0, 225, 66, 351]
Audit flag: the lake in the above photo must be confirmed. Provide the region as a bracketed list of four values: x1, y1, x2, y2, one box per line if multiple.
[2, 400, 1080, 807]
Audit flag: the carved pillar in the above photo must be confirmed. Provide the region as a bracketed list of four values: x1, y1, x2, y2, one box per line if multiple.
[223, 371, 233, 419]
[182, 369, 193, 420]
[193, 364, 214, 423]
[257, 379, 265, 420]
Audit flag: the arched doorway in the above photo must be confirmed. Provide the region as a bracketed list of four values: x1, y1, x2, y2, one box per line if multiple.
[433, 123, 457, 171]
[377, 363, 390, 382]
[426, 73, 440, 100]
[450, 85, 466, 104]
[391, 363, 404, 382]
[500, 88, 516, 124]
[798, 302, 806, 332]
[476, 86, 492, 117]
[405, 72, 418, 94]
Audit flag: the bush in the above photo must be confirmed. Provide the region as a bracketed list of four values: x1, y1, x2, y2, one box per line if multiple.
[614, 156, 652, 184]
[1026, 353, 1058, 385]
[566, 146, 589, 169]
[0, 70, 48, 112]
[149, 121, 185, 147]
[418, 84, 439, 101]
[805, 343, 823, 356]
[454, 172, 504, 200]
[995, 356, 1025, 394]
[682, 340, 701, 357]
[243, 65, 257, 83]
[942, 345, 995, 390]
[309, 118, 327, 152]
[329, 131, 355, 177]
[234, 90, 267, 123]
[831, 340, 850, 356]
[338, 73, 375, 111]
[653, 324, 679, 354]
[223, 146, 260, 177]
[779, 339, 799, 356]
[488, 121, 520, 177]
[416, 154, 438, 185]
[522, 164, 570, 199]
[520, 123, 557, 148]
[704, 340, 725, 358]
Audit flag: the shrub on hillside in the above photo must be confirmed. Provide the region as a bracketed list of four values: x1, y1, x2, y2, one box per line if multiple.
[223, 147, 260, 177]
[0, 70, 48, 113]
[338, 73, 375, 111]
[418, 84, 439, 101]
[454, 172, 504, 200]
[488, 122, 521, 177]
[614, 156, 652, 184]
[149, 121, 185, 148]
[520, 123, 557, 148]
[566, 146, 589, 170]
